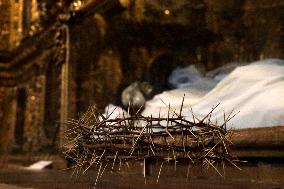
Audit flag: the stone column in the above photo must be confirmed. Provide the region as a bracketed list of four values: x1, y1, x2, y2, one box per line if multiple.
[59, 25, 70, 147]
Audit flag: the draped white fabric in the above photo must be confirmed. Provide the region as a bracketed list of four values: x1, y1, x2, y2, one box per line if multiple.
[142, 59, 284, 129]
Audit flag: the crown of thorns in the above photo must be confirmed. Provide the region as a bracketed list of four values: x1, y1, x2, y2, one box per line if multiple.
[63, 99, 240, 185]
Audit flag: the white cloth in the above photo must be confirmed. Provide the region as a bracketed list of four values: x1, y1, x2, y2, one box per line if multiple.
[102, 104, 130, 120]
[142, 59, 284, 129]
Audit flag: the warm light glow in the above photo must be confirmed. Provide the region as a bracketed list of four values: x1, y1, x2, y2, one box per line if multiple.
[72, 0, 82, 10]
[30, 96, 36, 100]
[119, 0, 129, 8]
[164, 9, 170, 15]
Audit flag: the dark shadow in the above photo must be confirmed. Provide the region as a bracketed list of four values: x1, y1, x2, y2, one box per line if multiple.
[44, 62, 60, 144]
[146, 53, 177, 95]
[14, 88, 27, 151]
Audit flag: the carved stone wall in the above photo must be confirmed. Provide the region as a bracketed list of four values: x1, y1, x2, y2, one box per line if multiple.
[121, 0, 284, 70]
[0, 88, 17, 153]
[0, 0, 40, 51]
[205, 0, 284, 69]
[22, 75, 46, 152]
[0, 1, 11, 51]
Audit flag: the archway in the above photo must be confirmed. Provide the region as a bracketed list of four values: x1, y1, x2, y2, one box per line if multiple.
[147, 53, 177, 94]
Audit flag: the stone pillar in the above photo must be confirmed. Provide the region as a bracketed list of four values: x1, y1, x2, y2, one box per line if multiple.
[60, 62, 69, 147]
[59, 25, 70, 147]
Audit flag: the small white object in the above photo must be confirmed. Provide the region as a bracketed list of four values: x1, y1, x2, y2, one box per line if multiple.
[26, 160, 52, 170]
[102, 104, 129, 120]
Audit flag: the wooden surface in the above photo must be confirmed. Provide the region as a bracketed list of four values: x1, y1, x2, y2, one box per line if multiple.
[151, 126, 284, 158]
[231, 126, 284, 157]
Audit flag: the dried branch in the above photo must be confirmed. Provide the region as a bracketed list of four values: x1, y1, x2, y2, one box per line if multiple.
[62, 104, 240, 186]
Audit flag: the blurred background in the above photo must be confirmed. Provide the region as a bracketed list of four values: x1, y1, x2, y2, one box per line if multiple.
[0, 0, 283, 188]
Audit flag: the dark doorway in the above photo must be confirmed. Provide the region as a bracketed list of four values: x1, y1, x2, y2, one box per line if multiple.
[147, 53, 177, 94]
[14, 88, 27, 150]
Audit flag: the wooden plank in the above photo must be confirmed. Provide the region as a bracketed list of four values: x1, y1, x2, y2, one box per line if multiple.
[231, 126, 284, 147]
[230, 126, 284, 157]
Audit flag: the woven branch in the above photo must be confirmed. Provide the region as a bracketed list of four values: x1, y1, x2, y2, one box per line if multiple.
[62, 102, 239, 180]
